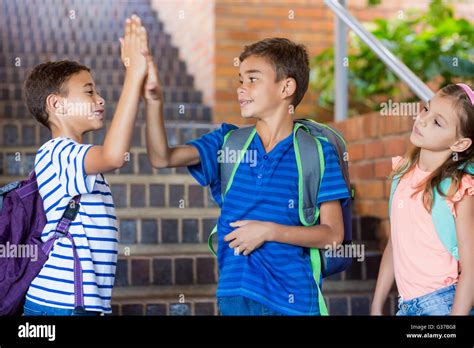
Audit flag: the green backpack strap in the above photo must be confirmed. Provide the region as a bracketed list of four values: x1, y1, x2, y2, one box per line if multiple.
[388, 174, 402, 218]
[294, 123, 324, 226]
[207, 126, 257, 256]
[294, 123, 328, 315]
[432, 178, 458, 260]
[430, 161, 473, 260]
[208, 225, 218, 257]
[220, 127, 257, 199]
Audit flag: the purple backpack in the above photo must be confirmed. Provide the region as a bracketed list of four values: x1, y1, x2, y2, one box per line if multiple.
[0, 172, 84, 315]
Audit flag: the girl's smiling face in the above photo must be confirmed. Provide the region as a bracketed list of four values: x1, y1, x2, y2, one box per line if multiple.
[411, 91, 468, 153]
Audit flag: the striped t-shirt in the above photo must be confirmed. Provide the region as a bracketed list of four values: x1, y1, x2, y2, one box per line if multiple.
[187, 123, 350, 315]
[25, 137, 118, 314]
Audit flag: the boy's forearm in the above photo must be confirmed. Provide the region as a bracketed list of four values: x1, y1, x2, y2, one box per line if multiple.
[144, 98, 170, 167]
[102, 73, 143, 165]
[267, 223, 341, 249]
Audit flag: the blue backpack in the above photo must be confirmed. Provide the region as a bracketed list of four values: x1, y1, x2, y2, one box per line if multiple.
[207, 118, 354, 315]
[0, 172, 84, 315]
[389, 161, 474, 260]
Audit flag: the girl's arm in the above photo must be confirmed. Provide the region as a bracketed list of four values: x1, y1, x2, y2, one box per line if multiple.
[451, 194, 474, 315]
[370, 236, 395, 315]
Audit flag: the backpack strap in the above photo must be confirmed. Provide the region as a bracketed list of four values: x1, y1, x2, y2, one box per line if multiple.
[388, 174, 403, 218]
[431, 178, 459, 260]
[220, 126, 257, 200]
[430, 161, 473, 261]
[41, 195, 85, 313]
[208, 126, 257, 256]
[294, 122, 324, 226]
[293, 123, 328, 315]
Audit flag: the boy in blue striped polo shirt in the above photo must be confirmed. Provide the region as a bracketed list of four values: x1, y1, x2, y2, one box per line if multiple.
[145, 38, 349, 315]
[22, 16, 148, 315]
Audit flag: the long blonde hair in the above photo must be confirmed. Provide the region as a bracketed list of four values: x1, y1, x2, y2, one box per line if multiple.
[390, 84, 474, 212]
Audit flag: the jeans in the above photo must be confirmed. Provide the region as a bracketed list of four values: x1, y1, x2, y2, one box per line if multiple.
[23, 299, 101, 316]
[217, 296, 284, 316]
[396, 284, 467, 316]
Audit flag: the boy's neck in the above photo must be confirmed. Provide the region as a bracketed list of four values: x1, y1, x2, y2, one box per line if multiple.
[255, 110, 294, 153]
[418, 148, 452, 172]
[50, 126, 84, 144]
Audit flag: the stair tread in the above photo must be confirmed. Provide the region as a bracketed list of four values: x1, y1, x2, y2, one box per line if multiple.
[112, 280, 378, 300]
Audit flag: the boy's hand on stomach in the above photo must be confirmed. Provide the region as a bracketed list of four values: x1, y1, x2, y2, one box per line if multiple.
[225, 220, 274, 256]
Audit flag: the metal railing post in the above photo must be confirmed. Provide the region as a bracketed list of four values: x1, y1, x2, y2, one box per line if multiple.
[334, 0, 348, 122]
[324, 0, 435, 119]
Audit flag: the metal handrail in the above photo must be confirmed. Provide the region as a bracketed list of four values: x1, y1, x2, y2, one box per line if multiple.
[325, 0, 435, 121]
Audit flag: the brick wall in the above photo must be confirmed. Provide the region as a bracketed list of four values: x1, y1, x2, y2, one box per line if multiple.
[214, 0, 333, 125]
[213, 0, 472, 125]
[150, 0, 215, 107]
[328, 111, 414, 247]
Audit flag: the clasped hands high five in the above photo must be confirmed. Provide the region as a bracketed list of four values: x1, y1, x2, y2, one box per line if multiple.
[119, 14, 163, 103]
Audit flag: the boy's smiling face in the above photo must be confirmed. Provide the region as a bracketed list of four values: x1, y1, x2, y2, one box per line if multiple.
[237, 55, 294, 120]
[48, 70, 105, 133]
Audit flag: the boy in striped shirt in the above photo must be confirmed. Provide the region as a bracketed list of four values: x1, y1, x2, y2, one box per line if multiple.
[22, 15, 148, 315]
[145, 38, 350, 315]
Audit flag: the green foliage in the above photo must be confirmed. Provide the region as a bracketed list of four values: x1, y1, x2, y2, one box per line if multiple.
[310, 0, 474, 115]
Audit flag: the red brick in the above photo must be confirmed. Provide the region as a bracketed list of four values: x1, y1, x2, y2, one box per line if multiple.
[349, 162, 374, 180]
[354, 180, 385, 199]
[374, 159, 392, 179]
[344, 117, 365, 142]
[383, 136, 408, 157]
[347, 143, 365, 162]
[354, 199, 388, 219]
[362, 113, 379, 138]
[364, 140, 384, 159]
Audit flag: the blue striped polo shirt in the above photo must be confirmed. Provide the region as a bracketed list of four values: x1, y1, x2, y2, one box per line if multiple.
[26, 137, 118, 314]
[187, 123, 350, 315]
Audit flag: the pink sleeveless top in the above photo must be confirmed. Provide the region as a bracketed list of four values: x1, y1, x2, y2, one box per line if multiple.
[390, 156, 474, 300]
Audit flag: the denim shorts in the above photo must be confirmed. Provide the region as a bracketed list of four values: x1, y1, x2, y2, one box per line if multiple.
[217, 296, 284, 316]
[23, 299, 102, 316]
[396, 284, 458, 316]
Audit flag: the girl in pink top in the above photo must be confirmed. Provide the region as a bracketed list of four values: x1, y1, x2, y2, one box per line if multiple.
[371, 84, 474, 316]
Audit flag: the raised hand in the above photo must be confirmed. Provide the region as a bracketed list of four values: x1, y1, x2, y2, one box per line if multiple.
[119, 15, 148, 81]
[139, 26, 163, 102]
[143, 54, 163, 102]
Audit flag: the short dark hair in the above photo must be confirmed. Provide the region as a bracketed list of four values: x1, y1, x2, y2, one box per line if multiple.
[24, 60, 90, 129]
[239, 37, 310, 108]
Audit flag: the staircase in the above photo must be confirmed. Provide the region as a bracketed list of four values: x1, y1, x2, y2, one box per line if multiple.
[0, 0, 397, 316]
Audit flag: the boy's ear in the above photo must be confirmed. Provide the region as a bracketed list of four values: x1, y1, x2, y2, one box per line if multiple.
[45, 94, 64, 117]
[451, 137, 472, 153]
[280, 77, 297, 101]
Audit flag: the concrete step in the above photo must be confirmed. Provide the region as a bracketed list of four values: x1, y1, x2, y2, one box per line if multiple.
[110, 282, 398, 316]
[112, 243, 382, 291]
[0, 67, 194, 91]
[0, 100, 212, 121]
[0, 83, 204, 104]
[0, 119, 217, 148]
